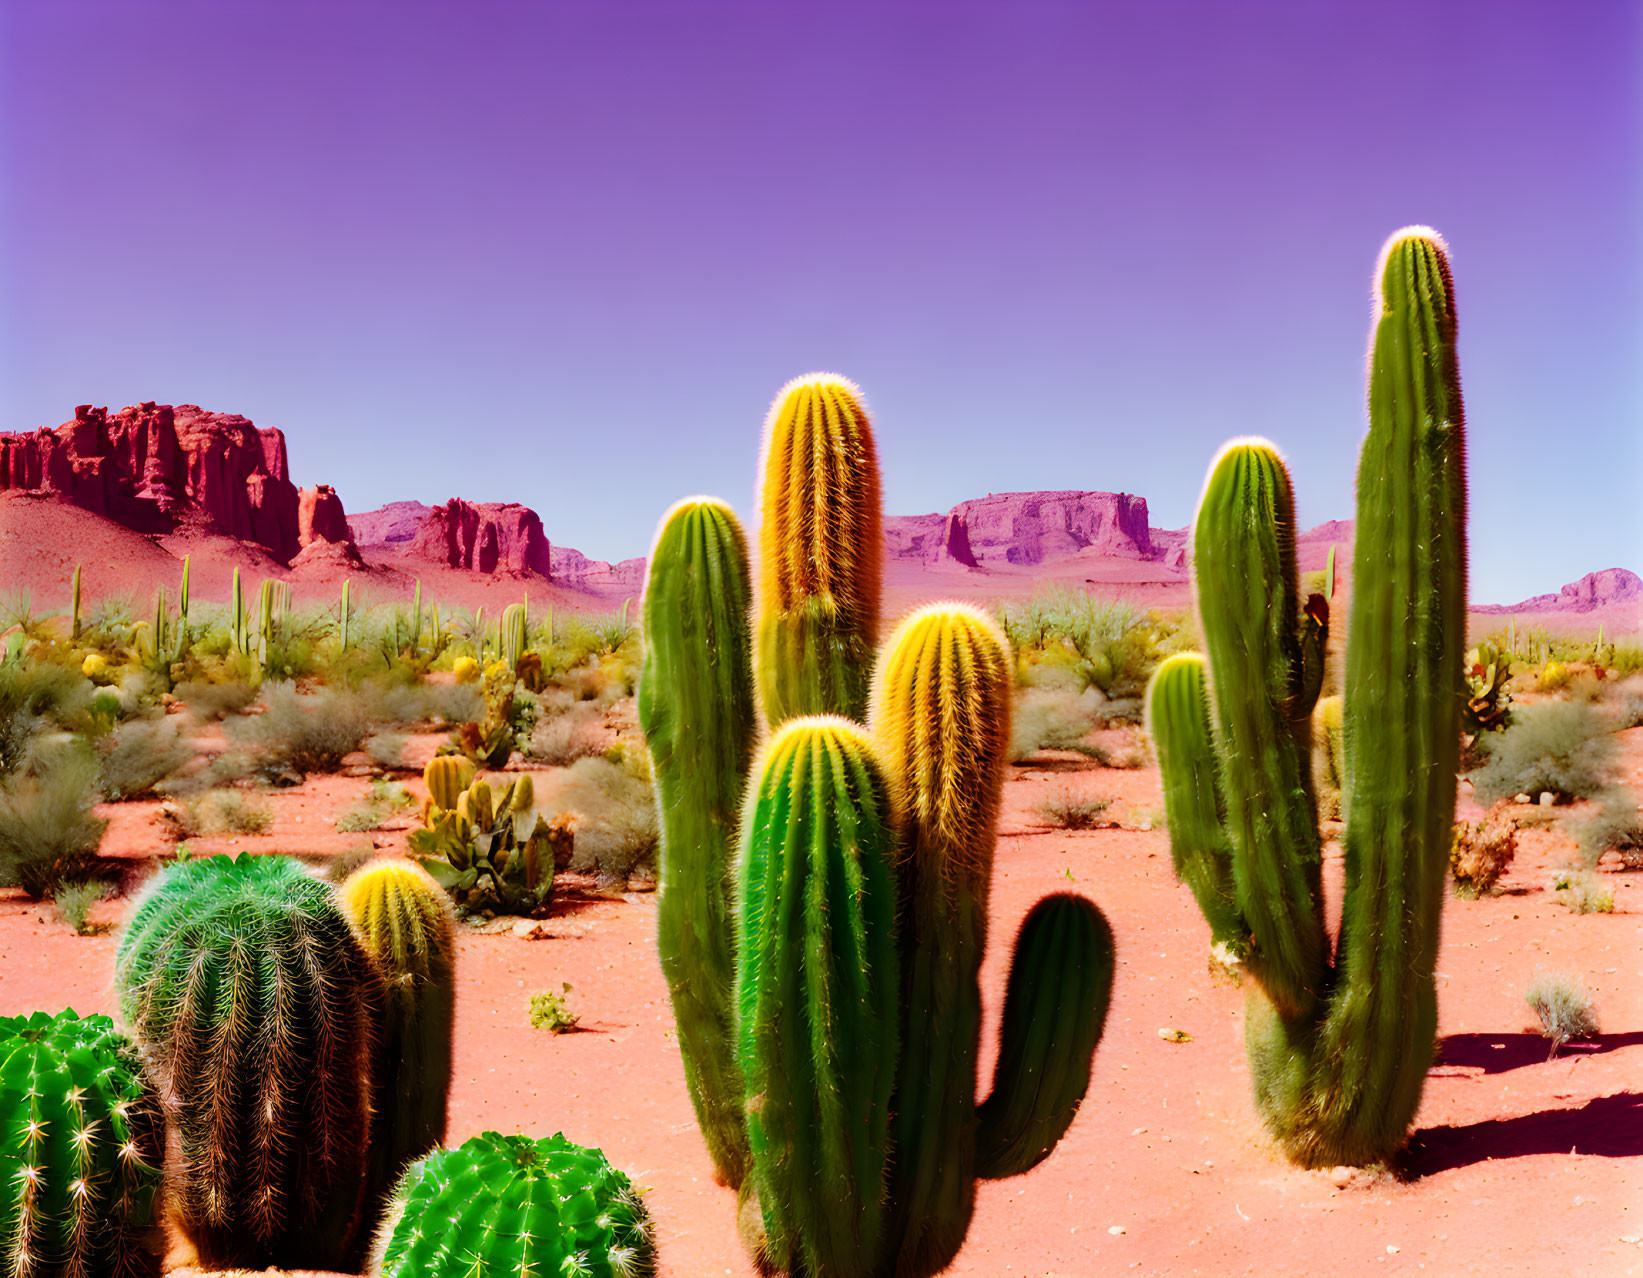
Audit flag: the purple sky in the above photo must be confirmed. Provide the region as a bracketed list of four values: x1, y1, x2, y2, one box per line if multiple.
[2, 1, 1637, 604]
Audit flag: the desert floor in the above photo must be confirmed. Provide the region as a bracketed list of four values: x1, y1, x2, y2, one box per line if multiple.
[1, 723, 1640, 1278]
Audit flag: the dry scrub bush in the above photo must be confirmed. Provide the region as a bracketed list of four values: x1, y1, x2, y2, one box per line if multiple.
[1468, 700, 1616, 806]
[1008, 687, 1106, 762]
[229, 680, 373, 774]
[1550, 869, 1614, 914]
[1572, 789, 1643, 870]
[96, 716, 193, 800]
[1035, 789, 1117, 830]
[527, 703, 610, 766]
[1524, 969, 1599, 1058]
[0, 745, 108, 898]
[171, 788, 274, 837]
[1448, 803, 1517, 898]
[538, 756, 658, 883]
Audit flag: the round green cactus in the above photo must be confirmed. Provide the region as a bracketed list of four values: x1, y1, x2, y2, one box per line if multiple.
[0, 1009, 164, 1278]
[338, 858, 457, 1204]
[368, 1131, 656, 1278]
[115, 853, 382, 1270]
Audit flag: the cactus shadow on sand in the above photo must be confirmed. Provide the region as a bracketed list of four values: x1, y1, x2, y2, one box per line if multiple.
[1404, 1091, 1643, 1176]
[1433, 1030, 1643, 1076]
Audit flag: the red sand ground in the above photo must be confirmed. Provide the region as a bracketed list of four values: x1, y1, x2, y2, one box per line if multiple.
[1, 723, 1639, 1276]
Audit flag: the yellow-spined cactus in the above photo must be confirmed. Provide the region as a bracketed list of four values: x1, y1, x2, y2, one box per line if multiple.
[755, 373, 883, 726]
[338, 859, 456, 1207]
[423, 755, 475, 815]
[452, 655, 480, 684]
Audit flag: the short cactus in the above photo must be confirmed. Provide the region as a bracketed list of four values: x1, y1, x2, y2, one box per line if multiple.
[735, 717, 900, 1278]
[368, 1131, 656, 1278]
[338, 859, 457, 1202]
[754, 373, 883, 726]
[421, 755, 475, 815]
[0, 1009, 164, 1278]
[1147, 227, 1467, 1167]
[115, 853, 382, 1269]
[636, 496, 756, 1189]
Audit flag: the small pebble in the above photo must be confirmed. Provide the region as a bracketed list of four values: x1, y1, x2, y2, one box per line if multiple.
[1108, 1225, 1126, 1236]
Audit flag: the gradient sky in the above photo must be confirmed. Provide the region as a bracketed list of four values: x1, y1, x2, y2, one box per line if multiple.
[2, 0, 1637, 604]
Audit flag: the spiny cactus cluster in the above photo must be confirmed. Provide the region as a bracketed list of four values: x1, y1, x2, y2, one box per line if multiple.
[115, 853, 383, 1269]
[640, 373, 1114, 1277]
[410, 758, 555, 914]
[0, 1009, 164, 1278]
[368, 1131, 656, 1278]
[1147, 226, 1467, 1168]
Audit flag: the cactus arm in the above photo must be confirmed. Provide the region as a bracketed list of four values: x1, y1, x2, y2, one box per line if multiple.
[1310, 228, 1467, 1161]
[1146, 653, 1245, 949]
[735, 718, 899, 1278]
[637, 497, 756, 1190]
[754, 374, 884, 726]
[975, 893, 1115, 1179]
[1191, 440, 1326, 1020]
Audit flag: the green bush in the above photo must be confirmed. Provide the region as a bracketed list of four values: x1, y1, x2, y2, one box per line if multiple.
[528, 984, 580, 1033]
[97, 715, 193, 800]
[1468, 700, 1617, 806]
[53, 878, 107, 934]
[0, 743, 108, 898]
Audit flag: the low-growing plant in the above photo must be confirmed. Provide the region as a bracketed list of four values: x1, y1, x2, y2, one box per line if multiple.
[1008, 686, 1106, 762]
[1468, 700, 1617, 806]
[1035, 789, 1116, 830]
[172, 677, 259, 721]
[1571, 788, 1643, 870]
[526, 701, 609, 765]
[364, 732, 407, 768]
[1449, 802, 1517, 898]
[1524, 969, 1599, 1058]
[537, 755, 658, 884]
[230, 680, 374, 774]
[52, 877, 108, 934]
[410, 764, 555, 915]
[97, 714, 194, 799]
[1549, 868, 1614, 914]
[0, 743, 108, 898]
[175, 787, 274, 837]
[336, 778, 415, 833]
[527, 984, 580, 1033]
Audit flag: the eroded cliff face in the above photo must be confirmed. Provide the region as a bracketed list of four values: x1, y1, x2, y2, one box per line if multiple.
[886, 490, 1156, 567]
[407, 499, 553, 577]
[0, 403, 301, 560]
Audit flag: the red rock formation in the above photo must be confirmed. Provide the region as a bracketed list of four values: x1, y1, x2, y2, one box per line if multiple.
[409, 499, 552, 577]
[0, 403, 300, 560]
[348, 500, 429, 548]
[1476, 567, 1643, 615]
[298, 485, 352, 548]
[932, 491, 1155, 565]
[551, 546, 648, 595]
[928, 509, 980, 568]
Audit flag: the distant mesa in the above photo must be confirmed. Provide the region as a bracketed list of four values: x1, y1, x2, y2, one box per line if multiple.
[888, 490, 1157, 568]
[1474, 567, 1642, 616]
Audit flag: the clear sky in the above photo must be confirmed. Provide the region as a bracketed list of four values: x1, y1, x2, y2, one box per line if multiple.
[1, 0, 1637, 604]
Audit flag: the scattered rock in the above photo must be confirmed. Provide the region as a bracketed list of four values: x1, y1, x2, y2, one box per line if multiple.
[1329, 1166, 1354, 1188]
[511, 918, 548, 940]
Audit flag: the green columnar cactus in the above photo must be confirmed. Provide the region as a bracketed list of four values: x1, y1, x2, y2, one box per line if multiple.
[735, 717, 900, 1278]
[70, 564, 82, 641]
[230, 567, 246, 656]
[367, 1132, 656, 1278]
[500, 601, 527, 673]
[340, 578, 352, 649]
[0, 1010, 164, 1278]
[870, 605, 1113, 1276]
[338, 860, 457, 1203]
[115, 854, 382, 1268]
[754, 373, 883, 727]
[637, 497, 756, 1190]
[1147, 227, 1467, 1168]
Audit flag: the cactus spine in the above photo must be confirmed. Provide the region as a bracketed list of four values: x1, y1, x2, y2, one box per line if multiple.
[637, 497, 756, 1189]
[368, 1132, 656, 1278]
[338, 860, 456, 1202]
[0, 1010, 164, 1278]
[1147, 227, 1467, 1167]
[736, 717, 900, 1278]
[754, 373, 883, 727]
[115, 854, 382, 1268]
[870, 605, 1113, 1274]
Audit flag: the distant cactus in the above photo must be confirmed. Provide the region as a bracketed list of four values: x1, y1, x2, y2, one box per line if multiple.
[70, 564, 82, 641]
[637, 497, 756, 1189]
[338, 859, 457, 1203]
[1148, 227, 1466, 1167]
[115, 853, 382, 1269]
[754, 373, 883, 726]
[368, 1131, 656, 1278]
[0, 1009, 164, 1278]
[736, 717, 900, 1278]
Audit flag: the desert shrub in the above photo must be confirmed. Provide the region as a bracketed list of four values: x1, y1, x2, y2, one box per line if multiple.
[172, 678, 259, 721]
[1524, 969, 1599, 1057]
[96, 715, 194, 800]
[364, 732, 407, 769]
[0, 661, 97, 773]
[1607, 643, 1643, 678]
[52, 879, 106, 935]
[528, 985, 580, 1033]
[527, 703, 610, 766]
[1607, 689, 1643, 731]
[229, 680, 373, 774]
[539, 756, 658, 882]
[0, 745, 108, 899]
[1549, 869, 1614, 915]
[365, 680, 482, 728]
[1571, 789, 1643, 870]
[1448, 803, 1517, 898]
[1009, 687, 1106, 762]
[335, 778, 413, 833]
[1035, 789, 1116, 830]
[1537, 662, 1575, 693]
[174, 788, 274, 837]
[1468, 700, 1617, 806]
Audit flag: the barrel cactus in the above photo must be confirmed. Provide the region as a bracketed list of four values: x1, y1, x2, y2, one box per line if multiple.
[1147, 226, 1467, 1167]
[338, 858, 457, 1201]
[0, 1009, 164, 1278]
[754, 373, 883, 727]
[368, 1131, 656, 1278]
[636, 496, 756, 1189]
[115, 853, 382, 1268]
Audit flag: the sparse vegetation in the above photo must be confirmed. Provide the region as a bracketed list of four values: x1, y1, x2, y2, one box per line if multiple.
[538, 755, 658, 884]
[1571, 789, 1643, 869]
[1468, 700, 1617, 806]
[335, 778, 414, 833]
[1549, 869, 1614, 915]
[1035, 789, 1116, 830]
[229, 680, 374, 774]
[52, 878, 107, 935]
[528, 984, 580, 1033]
[174, 787, 275, 837]
[0, 744, 109, 898]
[1524, 969, 1599, 1058]
[96, 716, 194, 800]
[1009, 687, 1105, 762]
[527, 702, 610, 766]
[1449, 803, 1517, 898]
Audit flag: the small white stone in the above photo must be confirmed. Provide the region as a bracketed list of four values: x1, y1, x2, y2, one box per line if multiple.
[1108, 1225, 1126, 1235]
[1386, 1245, 1400, 1255]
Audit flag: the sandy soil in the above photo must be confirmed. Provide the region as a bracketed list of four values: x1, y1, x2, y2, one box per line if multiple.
[1, 722, 1639, 1277]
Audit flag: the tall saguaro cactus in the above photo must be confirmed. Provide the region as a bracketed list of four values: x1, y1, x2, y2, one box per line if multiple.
[115, 854, 383, 1269]
[754, 373, 883, 727]
[1147, 226, 1467, 1168]
[637, 497, 756, 1190]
